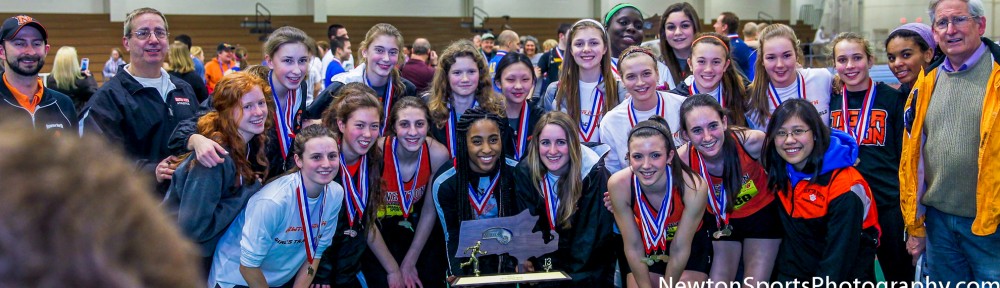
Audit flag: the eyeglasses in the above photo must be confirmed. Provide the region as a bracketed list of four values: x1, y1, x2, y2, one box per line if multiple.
[775, 129, 810, 139]
[934, 15, 976, 30]
[130, 29, 168, 40]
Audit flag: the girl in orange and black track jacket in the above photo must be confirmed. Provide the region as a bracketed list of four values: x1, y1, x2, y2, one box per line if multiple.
[761, 99, 881, 282]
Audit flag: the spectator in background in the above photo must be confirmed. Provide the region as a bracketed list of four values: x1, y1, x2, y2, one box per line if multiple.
[480, 32, 496, 59]
[48, 46, 98, 112]
[191, 45, 205, 80]
[714, 12, 752, 76]
[0, 15, 77, 133]
[537, 23, 571, 97]
[204, 42, 236, 94]
[402, 43, 412, 64]
[322, 24, 354, 72]
[522, 35, 541, 66]
[401, 38, 435, 93]
[167, 41, 209, 103]
[324, 37, 348, 87]
[489, 30, 520, 80]
[472, 34, 481, 48]
[174, 34, 204, 84]
[102, 47, 126, 80]
[309, 41, 328, 104]
[234, 46, 248, 69]
[744, 21, 760, 49]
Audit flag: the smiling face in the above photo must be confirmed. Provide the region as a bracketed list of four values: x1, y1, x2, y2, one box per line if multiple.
[363, 35, 400, 79]
[689, 42, 729, 91]
[448, 56, 479, 98]
[932, 0, 985, 65]
[683, 106, 727, 158]
[234, 86, 269, 142]
[393, 107, 430, 152]
[266, 42, 310, 92]
[570, 27, 606, 72]
[834, 40, 873, 92]
[628, 135, 673, 187]
[466, 119, 502, 174]
[608, 8, 645, 55]
[498, 62, 534, 105]
[524, 40, 537, 55]
[663, 12, 695, 53]
[886, 37, 933, 85]
[123, 13, 167, 69]
[0, 26, 48, 77]
[762, 37, 799, 88]
[620, 54, 659, 102]
[775, 115, 814, 171]
[537, 124, 571, 176]
[295, 136, 340, 190]
[337, 107, 380, 157]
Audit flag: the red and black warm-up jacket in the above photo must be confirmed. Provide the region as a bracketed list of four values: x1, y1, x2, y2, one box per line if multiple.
[776, 166, 881, 281]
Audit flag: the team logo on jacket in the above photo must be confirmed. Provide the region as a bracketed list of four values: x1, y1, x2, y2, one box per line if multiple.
[174, 97, 191, 105]
[45, 123, 64, 130]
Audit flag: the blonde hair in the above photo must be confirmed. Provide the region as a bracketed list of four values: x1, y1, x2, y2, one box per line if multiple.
[542, 39, 558, 53]
[190, 46, 204, 60]
[167, 41, 194, 74]
[525, 112, 583, 229]
[359, 23, 406, 100]
[51, 46, 82, 91]
[746, 24, 805, 127]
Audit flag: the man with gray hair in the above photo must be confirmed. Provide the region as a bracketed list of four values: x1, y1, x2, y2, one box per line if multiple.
[400, 37, 436, 93]
[900, 0, 1000, 282]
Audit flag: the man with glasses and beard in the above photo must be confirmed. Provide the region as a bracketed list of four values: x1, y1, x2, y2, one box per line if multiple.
[0, 15, 76, 133]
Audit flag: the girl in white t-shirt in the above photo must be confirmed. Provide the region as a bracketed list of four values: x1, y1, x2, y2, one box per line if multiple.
[210, 125, 345, 288]
[543, 19, 626, 144]
[671, 32, 751, 128]
[746, 24, 832, 129]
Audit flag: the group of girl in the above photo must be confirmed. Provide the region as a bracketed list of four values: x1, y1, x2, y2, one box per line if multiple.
[156, 3, 939, 287]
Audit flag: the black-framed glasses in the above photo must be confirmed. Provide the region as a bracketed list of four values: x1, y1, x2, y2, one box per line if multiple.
[934, 15, 976, 30]
[130, 29, 168, 40]
[775, 129, 810, 139]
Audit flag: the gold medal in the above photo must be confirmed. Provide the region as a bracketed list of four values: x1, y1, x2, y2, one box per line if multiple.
[344, 228, 358, 238]
[308, 266, 315, 276]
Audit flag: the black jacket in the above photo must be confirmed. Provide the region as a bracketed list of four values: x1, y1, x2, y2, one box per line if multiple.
[0, 74, 77, 133]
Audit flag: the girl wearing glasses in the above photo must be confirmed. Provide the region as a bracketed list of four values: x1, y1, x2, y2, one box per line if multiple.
[829, 32, 911, 282]
[746, 24, 833, 129]
[761, 99, 880, 282]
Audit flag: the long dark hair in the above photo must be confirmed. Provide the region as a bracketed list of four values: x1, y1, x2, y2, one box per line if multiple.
[454, 107, 514, 219]
[627, 116, 697, 192]
[659, 2, 700, 85]
[493, 52, 537, 85]
[761, 98, 830, 193]
[679, 94, 745, 212]
[324, 86, 386, 230]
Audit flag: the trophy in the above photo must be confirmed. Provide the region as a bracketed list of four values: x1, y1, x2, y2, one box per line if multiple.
[451, 210, 572, 286]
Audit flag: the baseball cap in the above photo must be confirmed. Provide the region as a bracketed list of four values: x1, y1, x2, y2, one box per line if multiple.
[0, 15, 47, 42]
[481, 32, 495, 40]
[217, 42, 235, 52]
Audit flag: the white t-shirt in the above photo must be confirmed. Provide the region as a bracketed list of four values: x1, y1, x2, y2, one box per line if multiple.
[657, 61, 677, 90]
[577, 79, 603, 143]
[209, 173, 344, 288]
[753, 68, 832, 128]
[125, 65, 175, 102]
[599, 90, 686, 174]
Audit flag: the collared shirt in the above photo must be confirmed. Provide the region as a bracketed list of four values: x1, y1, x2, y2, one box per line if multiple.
[3, 74, 43, 113]
[942, 42, 988, 72]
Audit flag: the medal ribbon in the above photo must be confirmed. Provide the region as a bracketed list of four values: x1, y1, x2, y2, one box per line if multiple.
[627, 93, 665, 127]
[693, 151, 728, 229]
[541, 175, 560, 231]
[296, 172, 327, 267]
[514, 103, 531, 161]
[269, 71, 299, 160]
[340, 154, 369, 227]
[446, 99, 479, 159]
[632, 166, 673, 253]
[363, 69, 394, 136]
[391, 137, 423, 219]
[689, 83, 724, 107]
[467, 173, 501, 216]
[610, 58, 620, 79]
[579, 76, 604, 142]
[767, 73, 806, 108]
[841, 79, 877, 145]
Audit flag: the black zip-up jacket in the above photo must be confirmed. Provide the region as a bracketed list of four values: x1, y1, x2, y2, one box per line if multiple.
[85, 70, 201, 195]
[0, 75, 77, 133]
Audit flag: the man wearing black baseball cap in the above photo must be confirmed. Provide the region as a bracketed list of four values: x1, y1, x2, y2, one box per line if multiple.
[204, 42, 235, 94]
[0, 15, 76, 134]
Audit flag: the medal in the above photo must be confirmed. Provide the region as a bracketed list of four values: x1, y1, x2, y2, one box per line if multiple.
[467, 172, 501, 216]
[767, 73, 807, 108]
[540, 174, 560, 231]
[513, 102, 531, 161]
[308, 266, 315, 276]
[632, 167, 673, 254]
[840, 79, 877, 145]
[364, 69, 394, 136]
[340, 154, 369, 232]
[295, 172, 327, 271]
[398, 220, 414, 232]
[579, 76, 604, 142]
[269, 70, 301, 160]
[627, 92, 665, 127]
[692, 150, 730, 237]
[390, 136, 423, 223]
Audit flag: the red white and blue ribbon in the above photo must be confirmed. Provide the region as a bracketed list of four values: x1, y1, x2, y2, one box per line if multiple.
[693, 151, 728, 229]
[391, 137, 423, 219]
[296, 172, 327, 268]
[627, 93, 665, 127]
[610, 58, 620, 79]
[841, 79, 877, 145]
[767, 73, 806, 108]
[579, 76, 604, 142]
[467, 173, 501, 216]
[514, 103, 531, 161]
[340, 154, 368, 227]
[446, 99, 479, 159]
[541, 174, 560, 230]
[689, 82, 724, 107]
[633, 166, 673, 253]
[270, 71, 300, 160]
[363, 69, 394, 136]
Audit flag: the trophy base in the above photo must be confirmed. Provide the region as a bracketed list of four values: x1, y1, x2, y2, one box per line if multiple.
[453, 271, 571, 286]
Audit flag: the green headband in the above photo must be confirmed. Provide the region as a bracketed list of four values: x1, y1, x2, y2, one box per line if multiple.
[604, 3, 643, 27]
